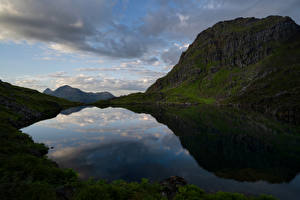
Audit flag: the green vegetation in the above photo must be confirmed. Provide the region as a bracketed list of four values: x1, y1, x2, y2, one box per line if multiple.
[123, 104, 300, 184]
[229, 35, 300, 119]
[0, 81, 81, 128]
[95, 92, 164, 106]
[72, 181, 277, 200]
[143, 33, 300, 108]
[174, 185, 275, 200]
[3, 15, 299, 199]
[0, 81, 80, 199]
[0, 81, 77, 112]
[0, 81, 280, 199]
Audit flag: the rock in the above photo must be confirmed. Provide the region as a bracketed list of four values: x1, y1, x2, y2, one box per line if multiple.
[56, 185, 75, 200]
[160, 176, 187, 199]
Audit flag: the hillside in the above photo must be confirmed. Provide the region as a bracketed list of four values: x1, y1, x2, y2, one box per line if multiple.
[101, 16, 300, 124]
[0, 80, 81, 199]
[0, 81, 277, 200]
[0, 80, 81, 128]
[44, 85, 114, 103]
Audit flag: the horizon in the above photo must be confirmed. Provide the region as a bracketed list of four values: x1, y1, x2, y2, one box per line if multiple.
[1, 0, 300, 96]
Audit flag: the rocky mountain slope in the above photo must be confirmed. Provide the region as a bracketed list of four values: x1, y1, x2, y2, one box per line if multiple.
[145, 16, 300, 123]
[44, 85, 114, 103]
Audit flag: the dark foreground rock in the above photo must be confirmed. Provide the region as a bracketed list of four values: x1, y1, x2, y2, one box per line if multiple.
[160, 176, 188, 199]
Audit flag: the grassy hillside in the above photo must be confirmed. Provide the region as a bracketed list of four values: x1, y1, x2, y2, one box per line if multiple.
[0, 81, 80, 199]
[0, 81, 278, 199]
[0, 81, 81, 128]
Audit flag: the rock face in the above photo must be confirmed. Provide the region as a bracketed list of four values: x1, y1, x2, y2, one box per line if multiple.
[44, 85, 115, 103]
[160, 176, 187, 200]
[146, 16, 300, 124]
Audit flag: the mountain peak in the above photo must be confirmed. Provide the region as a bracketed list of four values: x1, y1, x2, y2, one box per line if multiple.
[147, 15, 300, 93]
[144, 15, 300, 123]
[43, 88, 53, 95]
[57, 85, 74, 90]
[43, 85, 114, 103]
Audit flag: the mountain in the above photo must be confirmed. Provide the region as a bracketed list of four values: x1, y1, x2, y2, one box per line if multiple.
[0, 81, 82, 199]
[44, 85, 115, 103]
[104, 16, 299, 123]
[0, 80, 80, 128]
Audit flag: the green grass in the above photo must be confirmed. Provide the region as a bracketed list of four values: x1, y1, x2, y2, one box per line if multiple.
[0, 81, 282, 199]
[162, 79, 216, 104]
[174, 185, 276, 200]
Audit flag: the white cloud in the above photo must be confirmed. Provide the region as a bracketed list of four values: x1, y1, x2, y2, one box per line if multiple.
[48, 43, 78, 54]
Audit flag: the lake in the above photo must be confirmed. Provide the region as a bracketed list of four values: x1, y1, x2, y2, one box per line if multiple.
[22, 105, 300, 200]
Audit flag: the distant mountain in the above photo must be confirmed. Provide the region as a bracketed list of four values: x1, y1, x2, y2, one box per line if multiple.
[44, 85, 115, 103]
[0, 80, 78, 128]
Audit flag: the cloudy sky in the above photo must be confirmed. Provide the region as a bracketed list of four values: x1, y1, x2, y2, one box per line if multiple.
[1, 0, 300, 96]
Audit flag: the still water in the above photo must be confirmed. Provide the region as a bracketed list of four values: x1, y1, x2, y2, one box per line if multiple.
[22, 106, 300, 200]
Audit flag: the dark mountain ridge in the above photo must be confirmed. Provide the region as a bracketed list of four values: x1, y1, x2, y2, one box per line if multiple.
[128, 15, 300, 124]
[147, 16, 300, 92]
[44, 85, 115, 103]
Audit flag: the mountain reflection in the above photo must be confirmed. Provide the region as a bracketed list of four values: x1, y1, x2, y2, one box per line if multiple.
[22, 106, 300, 200]
[123, 105, 300, 184]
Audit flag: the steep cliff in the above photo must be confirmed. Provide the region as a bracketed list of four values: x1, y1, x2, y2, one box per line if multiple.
[146, 16, 300, 123]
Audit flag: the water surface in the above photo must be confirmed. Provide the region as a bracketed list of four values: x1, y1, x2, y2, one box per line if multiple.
[22, 106, 300, 200]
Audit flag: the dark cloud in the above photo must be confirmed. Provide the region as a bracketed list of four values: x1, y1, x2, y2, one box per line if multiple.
[0, 0, 161, 58]
[142, 57, 159, 65]
[0, 0, 299, 62]
[161, 43, 189, 65]
[161, 47, 182, 65]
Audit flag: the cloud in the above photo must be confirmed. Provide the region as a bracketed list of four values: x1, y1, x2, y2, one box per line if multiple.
[1, 0, 299, 62]
[76, 65, 165, 78]
[8, 72, 156, 96]
[53, 74, 155, 94]
[14, 78, 48, 91]
[48, 71, 68, 78]
[0, 0, 162, 59]
[142, 57, 159, 65]
[161, 43, 189, 65]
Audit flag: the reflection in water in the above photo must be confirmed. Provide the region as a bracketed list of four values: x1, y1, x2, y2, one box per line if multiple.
[22, 106, 300, 200]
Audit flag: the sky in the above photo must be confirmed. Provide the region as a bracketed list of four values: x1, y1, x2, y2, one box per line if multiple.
[1, 0, 300, 96]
